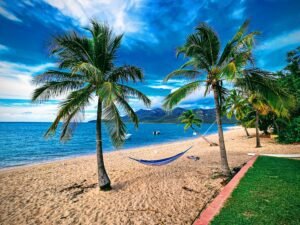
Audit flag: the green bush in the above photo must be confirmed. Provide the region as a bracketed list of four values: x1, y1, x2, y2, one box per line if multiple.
[277, 117, 300, 143]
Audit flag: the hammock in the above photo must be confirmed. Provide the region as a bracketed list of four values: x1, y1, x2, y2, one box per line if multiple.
[129, 146, 193, 166]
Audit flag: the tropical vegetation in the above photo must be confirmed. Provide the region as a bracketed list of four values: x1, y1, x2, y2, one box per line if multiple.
[32, 17, 300, 190]
[163, 20, 258, 176]
[32, 21, 151, 191]
[179, 110, 202, 132]
[225, 89, 252, 137]
[234, 68, 294, 147]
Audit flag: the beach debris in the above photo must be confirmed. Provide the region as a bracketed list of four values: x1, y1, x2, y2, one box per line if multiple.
[182, 186, 201, 194]
[209, 142, 218, 146]
[187, 155, 200, 161]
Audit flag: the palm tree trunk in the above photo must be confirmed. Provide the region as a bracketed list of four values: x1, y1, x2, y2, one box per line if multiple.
[274, 121, 279, 134]
[213, 87, 231, 176]
[244, 126, 250, 137]
[96, 98, 111, 191]
[255, 110, 262, 148]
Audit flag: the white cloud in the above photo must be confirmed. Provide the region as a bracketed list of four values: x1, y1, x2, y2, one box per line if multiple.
[0, 94, 98, 122]
[0, 104, 58, 122]
[257, 30, 300, 52]
[230, 7, 245, 20]
[170, 85, 212, 101]
[147, 79, 187, 90]
[0, 44, 9, 52]
[148, 84, 173, 90]
[43, 0, 158, 44]
[0, 6, 22, 22]
[0, 61, 55, 99]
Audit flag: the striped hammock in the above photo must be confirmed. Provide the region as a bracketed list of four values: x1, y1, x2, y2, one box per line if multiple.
[129, 146, 193, 166]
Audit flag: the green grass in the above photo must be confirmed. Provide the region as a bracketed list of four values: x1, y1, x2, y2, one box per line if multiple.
[211, 156, 300, 225]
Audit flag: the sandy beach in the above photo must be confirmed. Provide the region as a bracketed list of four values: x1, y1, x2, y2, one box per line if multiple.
[1, 127, 300, 225]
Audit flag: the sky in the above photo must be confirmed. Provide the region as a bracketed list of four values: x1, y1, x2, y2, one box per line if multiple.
[0, 0, 300, 122]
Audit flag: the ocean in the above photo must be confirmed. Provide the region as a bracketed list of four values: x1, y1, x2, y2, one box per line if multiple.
[0, 122, 235, 169]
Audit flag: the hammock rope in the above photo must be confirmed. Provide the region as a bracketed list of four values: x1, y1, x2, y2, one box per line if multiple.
[129, 146, 193, 166]
[197, 120, 218, 146]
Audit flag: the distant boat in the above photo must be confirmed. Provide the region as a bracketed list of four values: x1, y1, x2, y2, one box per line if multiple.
[193, 132, 197, 136]
[153, 131, 160, 135]
[125, 134, 132, 140]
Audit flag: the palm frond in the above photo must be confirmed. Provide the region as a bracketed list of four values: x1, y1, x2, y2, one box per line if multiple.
[51, 32, 93, 65]
[102, 101, 126, 147]
[218, 20, 258, 68]
[237, 69, 295, 118]
[33, 70, 85, 84]
[109, 66, 144, 83]
[45, 85, 94, 139]
[195, 23, 220, 66]
[164, 69, 200, 82]
[163, 80, 202, 110]
[32, 80, 84, 102]
[118, 84, 151, 107]
[115, 95, 139, 127]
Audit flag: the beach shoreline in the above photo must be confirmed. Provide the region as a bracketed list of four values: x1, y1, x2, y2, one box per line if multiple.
[0, 124, 238, 172]
[1, 127, 299, 224]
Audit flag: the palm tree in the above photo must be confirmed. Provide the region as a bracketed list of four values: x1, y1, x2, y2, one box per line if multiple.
[179, 110, 217, 145]
[32, 21, 151, 191]
[225, 90, 252, 137]
[179, 110, 202, 132]
[163, 20, 258, 176]
[236, 69, 294, 147]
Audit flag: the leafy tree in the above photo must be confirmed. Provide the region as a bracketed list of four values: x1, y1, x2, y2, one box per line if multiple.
[277, 117, 300, 144]
[32, 21, 150, 191]
[278, 46, 300, 117]
[163, 20, 258, 176]
[236, 69, 294, 147]
[273, 47, 300, 142]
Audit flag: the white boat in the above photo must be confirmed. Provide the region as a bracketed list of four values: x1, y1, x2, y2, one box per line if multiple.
[125, 133, 132, 140]
[193, 132, 197, 136]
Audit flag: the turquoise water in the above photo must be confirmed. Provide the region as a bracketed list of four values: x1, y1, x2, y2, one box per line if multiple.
[0, 122, 235, 169]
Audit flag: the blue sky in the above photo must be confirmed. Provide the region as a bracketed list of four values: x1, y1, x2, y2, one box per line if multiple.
[0, 0, 300, 121]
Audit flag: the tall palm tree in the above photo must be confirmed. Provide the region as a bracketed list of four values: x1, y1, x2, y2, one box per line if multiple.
[32, 21, 151, 191]
[163, 20, 258, 176]
[236, 69, 294, 147]
[179, 110, 202, 131]
[225, 90, 252, 137]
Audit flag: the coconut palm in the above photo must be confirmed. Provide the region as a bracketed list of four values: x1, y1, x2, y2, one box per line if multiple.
[179, 110, 217, 146]
[179, 110, 202, 132]
[163, 20, 258, 176]
[32, 21, 151, 191]
[236, 68, 294, 147]
[225, 90, 252, 137]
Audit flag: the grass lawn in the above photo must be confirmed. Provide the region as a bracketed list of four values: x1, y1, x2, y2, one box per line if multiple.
[211, 156, 300, 225]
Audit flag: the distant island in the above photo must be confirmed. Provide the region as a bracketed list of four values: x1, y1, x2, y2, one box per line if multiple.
[88, 107, 236, 124]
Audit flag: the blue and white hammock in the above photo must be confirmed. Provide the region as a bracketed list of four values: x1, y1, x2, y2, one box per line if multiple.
[129, 146, 193, 166]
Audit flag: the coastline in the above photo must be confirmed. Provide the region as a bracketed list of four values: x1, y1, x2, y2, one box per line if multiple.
[1, 127, 299, 224]
[0, 124, 237, 172]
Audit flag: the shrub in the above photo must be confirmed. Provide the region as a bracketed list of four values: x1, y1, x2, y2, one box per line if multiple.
[277, 117, 300, 144]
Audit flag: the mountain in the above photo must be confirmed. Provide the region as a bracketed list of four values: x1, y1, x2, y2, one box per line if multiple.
[89, 107, 236, 124]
